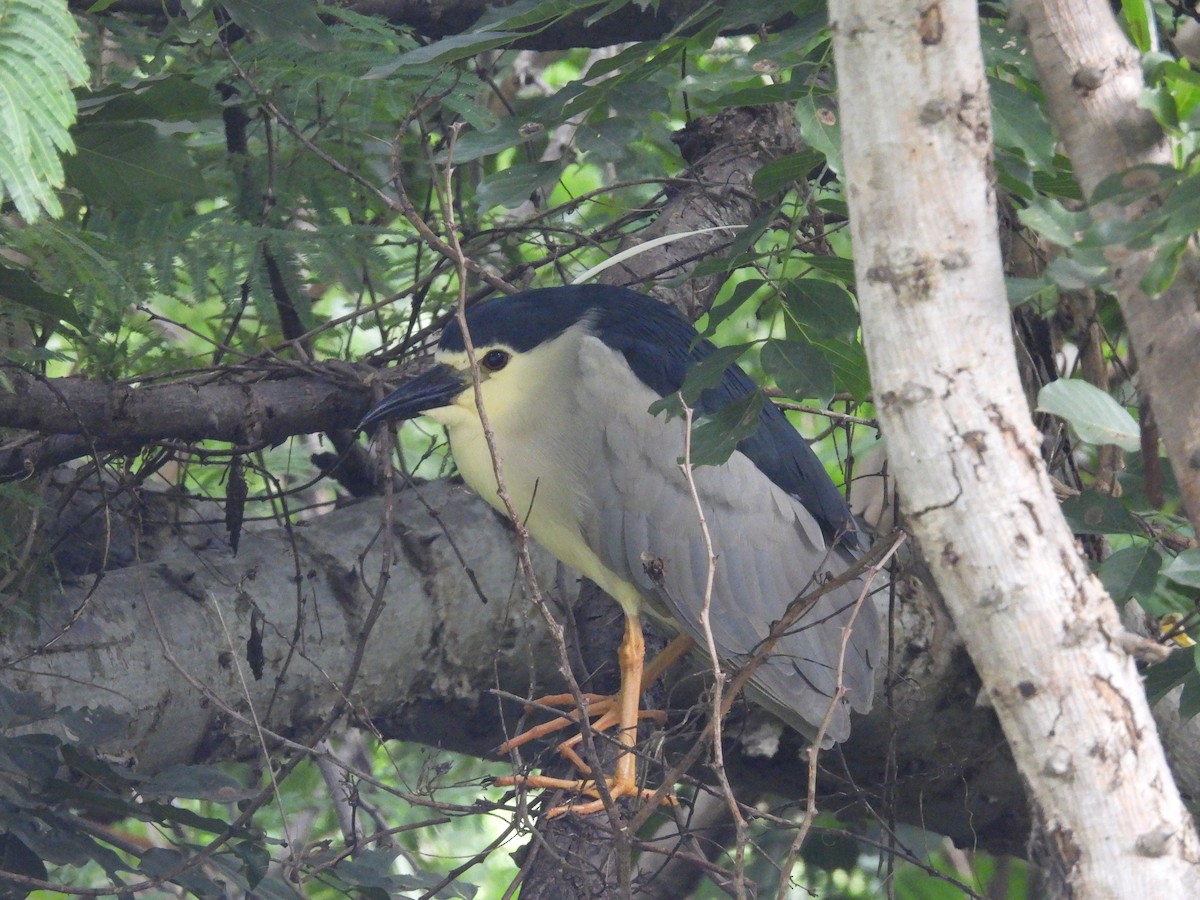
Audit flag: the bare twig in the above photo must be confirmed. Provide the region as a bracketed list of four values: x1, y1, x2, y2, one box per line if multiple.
[677, 398, 749, 900]
[432, 131, 622, 839]
[774, 533, 904, 898]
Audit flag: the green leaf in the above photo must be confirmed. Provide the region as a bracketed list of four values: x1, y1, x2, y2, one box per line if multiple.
[374, 31, 522, 72]
[1090, 164, 1182, 205]
[1141, 82, 1178, 128]
[1060, 492, 1142, 535]
[0, 264, 82, 328]
[1085, 171, 1200, 254]
[1168, 62, 1200, 120]
[139, 763, 256, 802]
[1122, 0, 1154, 53]
[434, 119, 540, 164]
[814, 336, 871, 399]
[687, 392, 765, 467]
[718, 0, 801, 28]
[1043, 253, 1112, 289]
[794, 93, 842, 174]
[704, 279, 766, 335]
[779, 278, 858, 339]
[800, 254, 856, 284]
[761, 338, 834, 400]
[0, 0, 89, 221]
[606, 80, 671, 120]
[0, 833, 47, 894]
[0, 733, 61, 793]
[989, 77, 1055, 168]
[995, 147, 1035, 201]
[4, 816, 112, 871]
[140, 847, 225, 898]
[0, 686, 51, 730]
[475, 0, 595, 31]
[1141, 238, 1187, 295]
[752, 150, 824, 199]
[143, 800, 247, 836]
[724, 205, 777, 260]
[474, 161, 563, 212]
[1180, 672, 1200, 720]
[1017, 195, 1090, 246]
[1138, 580, 1197, 618]
[76, 75, 215, 125]
[63, 122, 207, 207]
[1165, 548, 1200, 589]
[41, 778, 142, 822]
[1036, 379, 1140, 450]
[326, 846, 465, 896]
[221, 0, 335, 51]
[1144, 648, 1195, 704]
[1033, 157, 1085, 200]
[680, 344, 753, 405]
[1006, 276, 1052, 305]
[575, 116, 642, 162]
[1152, 172, 1200, 245]
[1097, 544, 1162, 605]
[57, 705, 126, 747]
[232, 840, 270, 890]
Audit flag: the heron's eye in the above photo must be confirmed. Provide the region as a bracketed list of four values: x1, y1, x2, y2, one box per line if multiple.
[481, 349, 510, 371]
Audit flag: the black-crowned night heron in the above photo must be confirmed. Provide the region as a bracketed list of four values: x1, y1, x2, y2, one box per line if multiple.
[360, 285, 879, 813]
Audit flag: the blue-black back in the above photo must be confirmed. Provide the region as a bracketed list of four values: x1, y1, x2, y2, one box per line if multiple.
[440, 285, 858, 547]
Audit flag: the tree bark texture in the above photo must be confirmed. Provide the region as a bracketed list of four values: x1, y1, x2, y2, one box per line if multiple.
[0, 363, 371, 479]
[6, 483, 563, 769]
[1012, 0, 1200, 535]
[829, 0, 1200, 895]
[5, 480, 1038, 854]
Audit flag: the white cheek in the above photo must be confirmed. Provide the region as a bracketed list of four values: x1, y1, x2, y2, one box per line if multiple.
[425, 398, 477, 428]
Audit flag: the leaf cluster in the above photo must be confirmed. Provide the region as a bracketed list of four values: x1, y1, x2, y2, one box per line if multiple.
[0, 0, 1197, 897]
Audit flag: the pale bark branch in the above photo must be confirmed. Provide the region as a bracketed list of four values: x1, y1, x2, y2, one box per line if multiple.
[3, 483, 1030, 852]
[830, 0, 1200, 893]
[1012, 0, 1200, 533]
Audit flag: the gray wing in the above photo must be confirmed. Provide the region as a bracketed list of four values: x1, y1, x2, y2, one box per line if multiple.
[583, 395, 879, 745]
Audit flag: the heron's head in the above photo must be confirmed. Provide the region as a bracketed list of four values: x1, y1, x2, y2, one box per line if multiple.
[358, 285, 690, 433]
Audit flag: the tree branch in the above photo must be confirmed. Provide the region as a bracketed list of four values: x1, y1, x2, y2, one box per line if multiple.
[0, 363, 380, 480]
[2, 483, 1033, 854]
[831, 0, 1200, 892]
[1013, 0, 1200, 533]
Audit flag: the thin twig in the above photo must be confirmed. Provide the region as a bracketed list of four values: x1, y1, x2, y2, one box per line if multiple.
[211, 597, 294, 848]
[434, 130, 622, 836]
[677, 398, 749, 899]
[773, 532, 904, 898]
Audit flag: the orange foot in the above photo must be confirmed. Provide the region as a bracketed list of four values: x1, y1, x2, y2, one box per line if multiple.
[494, 622, 692, 816]
[497, 632, 694, 775]
[498, 691, 665, 775]
[493, 770, 676, 818]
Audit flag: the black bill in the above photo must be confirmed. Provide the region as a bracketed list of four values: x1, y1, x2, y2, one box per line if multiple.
[358, 363, 465, 431]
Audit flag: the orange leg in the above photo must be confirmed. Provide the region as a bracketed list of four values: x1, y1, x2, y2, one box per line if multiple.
[496, 633, 694, 760]
[496, 617, 686, 816]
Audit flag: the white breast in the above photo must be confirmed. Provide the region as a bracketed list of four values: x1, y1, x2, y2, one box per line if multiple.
[434, 324, 648, 613]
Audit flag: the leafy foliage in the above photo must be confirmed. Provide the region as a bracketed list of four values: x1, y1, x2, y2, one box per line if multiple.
[0, 0, 1197, 897]
[0, 0, 87, 221]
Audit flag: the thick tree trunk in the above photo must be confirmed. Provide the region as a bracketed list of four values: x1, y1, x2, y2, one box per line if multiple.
[5, 480, 1030, 851]
[1012, 0, 1200, 534]
[829, 0, 1200, 894]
